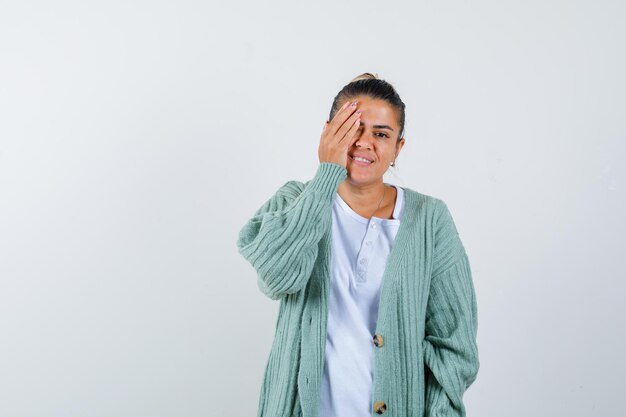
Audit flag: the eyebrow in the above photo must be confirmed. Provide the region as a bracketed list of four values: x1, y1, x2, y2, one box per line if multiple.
[360, 123, 395, 131]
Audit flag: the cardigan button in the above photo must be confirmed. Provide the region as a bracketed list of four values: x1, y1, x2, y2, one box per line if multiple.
[373, 401, 387, 414]
[373, 333, 384, 347]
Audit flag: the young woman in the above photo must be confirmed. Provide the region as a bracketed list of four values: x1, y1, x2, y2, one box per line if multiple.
[237, 73, 479, 417]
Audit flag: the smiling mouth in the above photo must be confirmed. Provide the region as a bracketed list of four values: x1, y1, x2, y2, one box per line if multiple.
[350, 155, 374, 165]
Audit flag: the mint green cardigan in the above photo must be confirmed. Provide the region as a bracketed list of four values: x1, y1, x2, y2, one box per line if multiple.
[236, 162, 479, 417]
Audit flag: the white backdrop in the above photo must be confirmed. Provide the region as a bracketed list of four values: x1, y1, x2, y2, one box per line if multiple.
[1, 1, 624, 416]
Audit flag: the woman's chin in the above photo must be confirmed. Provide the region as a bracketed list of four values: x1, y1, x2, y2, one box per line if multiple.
[346, 170, 381, 184]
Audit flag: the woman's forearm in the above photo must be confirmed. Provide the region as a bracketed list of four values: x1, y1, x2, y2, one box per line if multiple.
[236, 162, 347, 300]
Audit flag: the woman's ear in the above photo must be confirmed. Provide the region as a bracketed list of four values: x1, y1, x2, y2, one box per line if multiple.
[396, 137, 406, 155]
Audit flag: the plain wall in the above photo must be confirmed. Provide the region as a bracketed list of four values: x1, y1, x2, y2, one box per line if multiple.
[1, 0, 624, 416]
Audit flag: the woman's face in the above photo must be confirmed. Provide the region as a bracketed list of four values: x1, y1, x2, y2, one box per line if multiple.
[340, 95, 405, 186]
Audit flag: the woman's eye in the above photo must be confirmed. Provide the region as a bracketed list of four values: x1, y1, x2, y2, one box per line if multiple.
[375, 132, 389, 138]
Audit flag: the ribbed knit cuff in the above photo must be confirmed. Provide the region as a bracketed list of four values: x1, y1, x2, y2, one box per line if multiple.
[306, 162, 347, 199]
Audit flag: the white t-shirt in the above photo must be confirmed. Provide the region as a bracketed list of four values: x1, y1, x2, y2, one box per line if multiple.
[318, 184, 405, 417]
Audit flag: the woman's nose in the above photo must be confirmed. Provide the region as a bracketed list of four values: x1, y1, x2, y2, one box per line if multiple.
[354, 131, 373, 148]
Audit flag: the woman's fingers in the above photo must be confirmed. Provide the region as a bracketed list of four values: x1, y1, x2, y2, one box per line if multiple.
[318, 99, 361, 167]
[327, 100, 358, 136]
[336, 109, 361, 144]
[346, 116, 361, 148]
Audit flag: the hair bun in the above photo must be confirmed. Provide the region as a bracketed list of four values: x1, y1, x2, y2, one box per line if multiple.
[350, 72, 379, 83]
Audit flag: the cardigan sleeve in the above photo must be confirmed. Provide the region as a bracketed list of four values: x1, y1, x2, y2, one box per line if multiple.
[423, 200, 480, 417]
[236, 162, 347, 300]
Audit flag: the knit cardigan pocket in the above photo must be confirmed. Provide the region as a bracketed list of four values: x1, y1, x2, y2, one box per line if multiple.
[423, 200, 480, 417]
[236, 162, 347, 300]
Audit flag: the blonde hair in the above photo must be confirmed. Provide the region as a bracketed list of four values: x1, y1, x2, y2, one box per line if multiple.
[349, 72, 380, 82]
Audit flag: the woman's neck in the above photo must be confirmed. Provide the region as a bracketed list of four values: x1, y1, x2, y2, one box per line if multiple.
[337, 180, 395, 219]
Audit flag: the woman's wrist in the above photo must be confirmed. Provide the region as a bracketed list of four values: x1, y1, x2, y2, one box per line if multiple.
[305, 162, 347, 198]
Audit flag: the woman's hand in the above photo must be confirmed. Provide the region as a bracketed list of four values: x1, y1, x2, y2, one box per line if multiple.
[318, 100, 361, 168]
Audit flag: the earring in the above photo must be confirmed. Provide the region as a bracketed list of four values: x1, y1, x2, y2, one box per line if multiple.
[391, 152, 399, 167]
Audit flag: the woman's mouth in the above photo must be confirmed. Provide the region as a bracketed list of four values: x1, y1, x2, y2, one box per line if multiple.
[350, 155, 373, 166]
